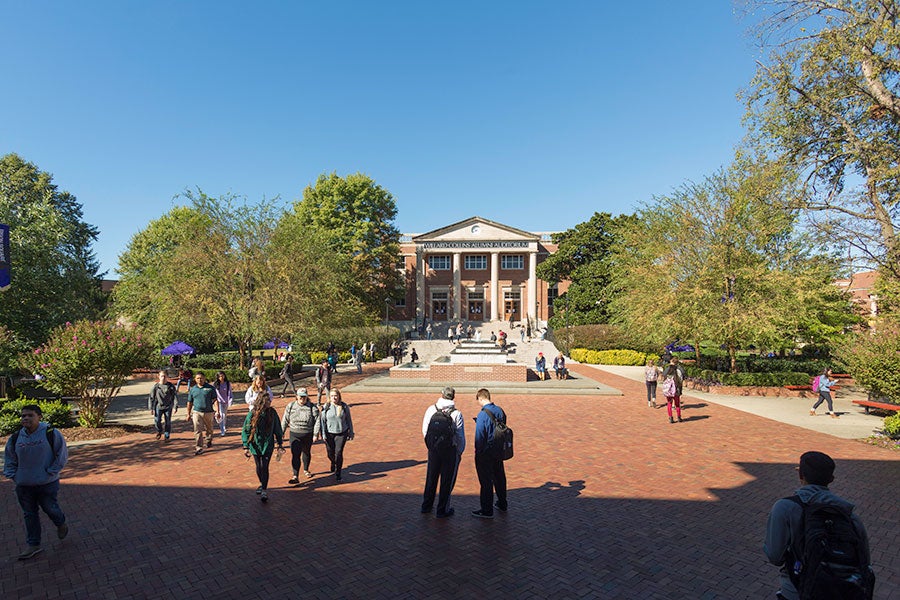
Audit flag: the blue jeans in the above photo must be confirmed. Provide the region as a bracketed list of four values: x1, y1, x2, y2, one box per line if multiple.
[15, 480, 66, 546]
[154, 407, 173, 437]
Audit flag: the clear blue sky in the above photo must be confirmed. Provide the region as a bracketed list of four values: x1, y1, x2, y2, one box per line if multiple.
[1, 1, 763, 276]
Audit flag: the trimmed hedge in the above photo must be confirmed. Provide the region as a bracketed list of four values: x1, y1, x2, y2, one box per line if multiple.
[883, 413, 900, 438]
[0, 399, 73, 435]
[570, 348, 659, 366]
[309, 351, 353, 365]
[683, 365, 811, 387]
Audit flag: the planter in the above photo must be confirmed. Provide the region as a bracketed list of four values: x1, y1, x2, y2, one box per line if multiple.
[685, 380, 814, 397]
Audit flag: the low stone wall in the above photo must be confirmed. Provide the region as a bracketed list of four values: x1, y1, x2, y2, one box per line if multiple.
[685, 381, 813, 398]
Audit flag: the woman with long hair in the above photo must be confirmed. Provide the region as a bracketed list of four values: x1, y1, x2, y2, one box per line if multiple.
[213, 371, 233, 436]
[320, 388, 354, 482]
[244, 375, 271, 413]
[241, 392, 284, 502]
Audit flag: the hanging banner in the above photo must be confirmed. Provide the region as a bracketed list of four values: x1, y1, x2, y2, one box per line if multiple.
[0, 223, 9, 291]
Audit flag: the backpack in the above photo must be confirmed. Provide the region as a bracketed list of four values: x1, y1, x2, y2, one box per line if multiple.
[424, 405, 456, 452]
[812, 376, 821, 393]
[785, 496, 875, 600]
[662, 376, 677, 397]
[10, 426, 60, 458]
[482, 407, 514, 461]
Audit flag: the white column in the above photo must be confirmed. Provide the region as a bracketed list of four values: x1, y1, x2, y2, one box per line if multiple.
[452, 252, 461, 321]
[490, 251, 499, 321]
[527, 251, 537, 321]
[416, 248, 425, 325]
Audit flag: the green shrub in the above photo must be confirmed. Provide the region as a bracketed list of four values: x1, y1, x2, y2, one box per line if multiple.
[309, 351, 352, 365]
[191, 368, 251, 384]
[296, 327, 400, 360]
[836, 326, 900, 403]
[683, 365, 810, 387]
[190, 353, 241, 369]
[883, 413, 900, 438]
[570, 348, 658, 366]
[0, 399, 73, 434]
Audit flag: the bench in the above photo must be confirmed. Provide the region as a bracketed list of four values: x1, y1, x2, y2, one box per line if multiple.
[852, 399, 900, 414]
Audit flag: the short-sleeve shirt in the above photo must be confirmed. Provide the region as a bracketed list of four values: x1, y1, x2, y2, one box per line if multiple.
[188, 383, 217, 412]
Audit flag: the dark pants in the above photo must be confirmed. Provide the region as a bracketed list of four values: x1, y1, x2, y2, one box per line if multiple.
[422, 447, 460, 515]
[16, 480, 66, 546]
[324, 432, 348, 477]
[280, 375, 296, 396]
[253, 452, 273, 490]
[154, 407, 173, 437]
[290, 431, 314, 475]
[475, 452, 507, 515]
[645, 381, 657, 403]
[812, 390, 834, 412]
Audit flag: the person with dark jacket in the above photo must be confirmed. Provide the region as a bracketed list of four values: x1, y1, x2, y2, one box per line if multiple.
[148, 370, 178, 442]
[421, 387, 465, 518]
[471, 388, 508, 519]
[242, 393, 284, 503]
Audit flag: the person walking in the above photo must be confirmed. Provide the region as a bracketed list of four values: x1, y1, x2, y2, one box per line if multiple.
[410, 348, 419, 364]
[278, 355, 296, 398]
[175, 366, 194, 395]
[241, 393, 284, 503]
[662, 358, 685, 423]
[421, 387, 465, 518]
[472, 388, 508, 519]
[810, 368, 839, 418]
[644, 359, 661, 408]
[248, 358, 265, 381]
[244, 375, 272, 413]
[320, 388, 354, 482]
[4, 404, 69, 560]
[426, 323, 433, 341]
[149, 370, 179, 442]
[213, 371, 233, 436]
[281, 388, 321, 482]
[186, 372, 218, 454]
[315, 359, 332, 407]
[354, 346, 364, 374]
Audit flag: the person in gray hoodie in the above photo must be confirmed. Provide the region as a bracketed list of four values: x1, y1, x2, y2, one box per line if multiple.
[281, 387, 321, 483]
[421, 386, 466, 518]
[764, 451, 872, 600]
[3, 404, 69, 560]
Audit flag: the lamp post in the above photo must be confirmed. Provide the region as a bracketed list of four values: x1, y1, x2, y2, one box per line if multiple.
[384, 298, 391, 327]
[564, 292, 570, 356]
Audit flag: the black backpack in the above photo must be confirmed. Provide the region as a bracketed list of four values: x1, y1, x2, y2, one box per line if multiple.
[424, 405, 456, 452]
[10, 426, 60, 458]
[482, 407, 513, 461]
[785, 496, 875, 600]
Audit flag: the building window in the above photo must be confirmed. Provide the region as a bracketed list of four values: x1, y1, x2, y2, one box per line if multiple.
[548, 285, 559, 307]
[464, 255, 487, 270]
[395, 257, 407, 270]
[467, 289, 484, 300]
[431, 291, 448, 300]
[428, 255, 451, 270]
[394, 297, 406, 307]
[501, 255, 524, 270]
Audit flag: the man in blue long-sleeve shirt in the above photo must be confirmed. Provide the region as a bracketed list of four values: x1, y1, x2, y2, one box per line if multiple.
[471, 388, 508, 519]
[3, 404, 69, 560]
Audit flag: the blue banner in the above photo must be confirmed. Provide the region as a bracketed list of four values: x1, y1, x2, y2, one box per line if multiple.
[0, 223, 9, 291]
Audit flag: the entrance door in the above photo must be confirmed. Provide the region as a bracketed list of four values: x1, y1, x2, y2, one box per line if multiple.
[468, 301, 484, 321]
[432, 300, 448, 321]
[504, 300, 520, 322]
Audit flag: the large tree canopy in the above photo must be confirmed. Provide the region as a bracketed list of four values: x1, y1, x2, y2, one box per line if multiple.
[608, 157, 854, 371]
[0, 153, 104, 351]
[290, 173, 402, 309]
[743, 0, 900, 283]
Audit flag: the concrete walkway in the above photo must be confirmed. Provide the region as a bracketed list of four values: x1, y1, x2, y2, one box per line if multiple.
[589, 364, 887, 440]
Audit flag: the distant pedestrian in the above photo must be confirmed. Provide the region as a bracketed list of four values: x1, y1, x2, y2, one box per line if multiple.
[535, 352, 548, 380]
[242, 392, 284, 503]
[490, 331, 497, 343]
[281, 388, 321, 482]
[278, 355, 296, 398]
[315, 359, 332, 406]
[410, 348, 419, 364]
[421, 387, 465, 518]
[810, 368, 839, 418]
[244, 374, 272, 414]
[426, 323, 433, 341]
[553, 353, 567, 380]
[214, 371, 233, 436]
[644, 359, 660, 408]
[3, 404, 69, 560]
[448, 326, 454, 345]
[466, 324, 473, 340]
[368, 341, 375, 361]
[320, 388, 354, 482]
[520, 327, 525, 343]
[456, 322, 463, 343]
[662, 358, 684, 424]
[175, 367, 193, 395]
[354, 346, 364, 374]
[248, 358, 265, 381]
[187, 372, 218, 454]
[149, 370, 178, 441]
[472, 388, 508, 519]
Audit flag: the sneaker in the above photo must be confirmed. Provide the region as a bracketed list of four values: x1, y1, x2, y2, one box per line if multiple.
[436, 508, 455, 518]
[57, 523, 68, 540]
[669, 417, 674, 424]
[471, 509, 493, 519]
[155, 432, 162, 440]
[677, 417, 683, 423]
[255, 486, 263, 495]
[335, 475, 342, 482]
[288, 477, 299, 485]
[164, 436, 170, 443]
[421, 506, 433, 514]
[260, 491, 268, 502]
[494, 501, 508, 512]
[206, 440, 212, 448]
[195, 448, 203, 455]
[17, 546, 42, 560]
[830, 412, 840, 419]
[809, 409, 816, 416]
[304, 471, 313, 478]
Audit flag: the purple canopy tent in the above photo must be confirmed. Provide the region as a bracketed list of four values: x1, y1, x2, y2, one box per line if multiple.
[161, 340, 195, 356]
[262, 339, 289, 350]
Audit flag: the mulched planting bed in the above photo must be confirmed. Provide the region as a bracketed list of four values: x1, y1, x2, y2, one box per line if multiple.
[1, 424, 151, 445]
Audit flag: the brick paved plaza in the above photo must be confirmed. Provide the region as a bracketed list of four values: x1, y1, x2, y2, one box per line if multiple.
[2, 365, 899, 599]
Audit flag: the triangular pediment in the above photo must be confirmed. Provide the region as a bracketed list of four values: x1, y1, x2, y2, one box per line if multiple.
[413, 217, 539, 243]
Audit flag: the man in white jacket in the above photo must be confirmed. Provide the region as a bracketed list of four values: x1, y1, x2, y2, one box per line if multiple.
[421, 386, 465, 518]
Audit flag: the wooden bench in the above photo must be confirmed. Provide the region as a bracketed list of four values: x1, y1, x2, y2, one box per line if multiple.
[852, 399, 900, 414]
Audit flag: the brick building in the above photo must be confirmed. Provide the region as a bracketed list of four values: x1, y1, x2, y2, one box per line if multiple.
[390, 216, 568, 329]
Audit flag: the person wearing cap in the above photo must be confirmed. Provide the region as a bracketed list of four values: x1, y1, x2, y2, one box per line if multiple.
[281, 388, 321, 483]
[421, 386, 466, 518]
[764, 451, 873, 600]
[535, 352, 548, 381]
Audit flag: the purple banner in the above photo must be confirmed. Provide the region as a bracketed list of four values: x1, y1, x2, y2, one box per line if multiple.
[0, 223, 9, 291]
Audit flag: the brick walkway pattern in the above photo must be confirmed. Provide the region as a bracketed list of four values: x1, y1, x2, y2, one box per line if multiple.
[2, 365, 898, 599]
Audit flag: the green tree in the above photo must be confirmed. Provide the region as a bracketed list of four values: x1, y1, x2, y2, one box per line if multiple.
[742, 0, 900, 289]
[836, 324, 900, 403]
[536, 212, 631, 328]
[609, 157, 854, 371]
[20, 320, 152, 427]
[291, 173, 402, 309]
[0, 153, 105, 348]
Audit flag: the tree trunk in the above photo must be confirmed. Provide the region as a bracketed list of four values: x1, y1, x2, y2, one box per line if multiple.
[694, 339, 701, 362]
[728, 344, 737, 374]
